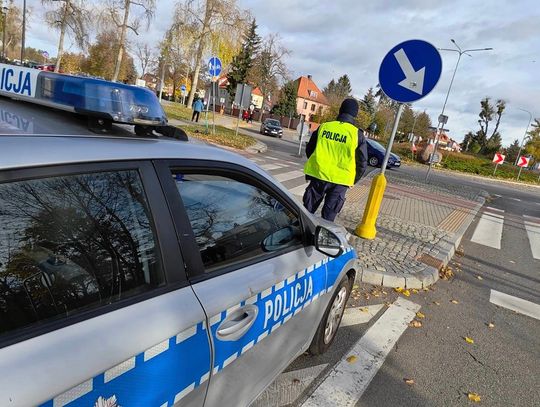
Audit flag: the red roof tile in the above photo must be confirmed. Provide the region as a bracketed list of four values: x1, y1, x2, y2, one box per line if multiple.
[296, 76, 329, 106]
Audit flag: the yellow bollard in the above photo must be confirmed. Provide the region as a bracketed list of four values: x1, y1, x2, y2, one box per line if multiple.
[355, 173, 387, 239]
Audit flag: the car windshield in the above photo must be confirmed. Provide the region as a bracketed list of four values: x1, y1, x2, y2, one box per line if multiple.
[266, 119, 281, 127]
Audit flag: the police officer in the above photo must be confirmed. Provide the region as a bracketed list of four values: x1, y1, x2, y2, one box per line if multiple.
[303, 98, 368, 221]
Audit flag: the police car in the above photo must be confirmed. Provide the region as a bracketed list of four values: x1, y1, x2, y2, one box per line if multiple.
[0, 90, 358, 406]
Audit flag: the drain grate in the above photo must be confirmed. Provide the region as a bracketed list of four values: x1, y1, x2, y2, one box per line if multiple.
[418, 253, 443, 270]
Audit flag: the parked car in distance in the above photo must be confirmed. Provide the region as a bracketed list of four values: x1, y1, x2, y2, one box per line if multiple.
[260, 118, 284, 138]
[366, 138, 401, 168]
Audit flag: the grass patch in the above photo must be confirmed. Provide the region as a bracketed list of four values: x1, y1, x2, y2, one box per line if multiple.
[162, 102, 193, 121]
[180, 124, 256, 150]
[162, 102, 256, 150]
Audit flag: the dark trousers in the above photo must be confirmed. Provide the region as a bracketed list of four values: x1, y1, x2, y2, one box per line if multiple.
[192, 111, 201, 122]
[302, 179, 348, 222]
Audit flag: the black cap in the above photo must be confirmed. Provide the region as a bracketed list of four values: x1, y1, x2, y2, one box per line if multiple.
[339, 98, 359, 117]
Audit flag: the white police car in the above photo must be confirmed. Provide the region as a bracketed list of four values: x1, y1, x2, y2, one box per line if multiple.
[0, 111, 358, 405]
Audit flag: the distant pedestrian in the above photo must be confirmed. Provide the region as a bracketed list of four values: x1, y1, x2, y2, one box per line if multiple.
[248, 110, 254, 123]
[192, 98, 204, 122]
[242, 110, 249, 122]
[303, 98, 368, 222]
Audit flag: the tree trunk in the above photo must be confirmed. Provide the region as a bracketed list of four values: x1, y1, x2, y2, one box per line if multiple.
[187, 0, 212, 108]
[112, 0, 130, 82]
[54, 0, 70, 73]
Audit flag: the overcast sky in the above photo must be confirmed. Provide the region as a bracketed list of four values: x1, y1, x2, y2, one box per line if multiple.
[25, 0, 539, 145]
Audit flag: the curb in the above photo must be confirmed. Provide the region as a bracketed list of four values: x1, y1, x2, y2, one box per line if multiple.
[355, 194, 486, 289]
[246, 141, 268, 154]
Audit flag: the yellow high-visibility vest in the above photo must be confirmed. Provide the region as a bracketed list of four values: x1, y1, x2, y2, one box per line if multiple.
[304, 121, 358, 186]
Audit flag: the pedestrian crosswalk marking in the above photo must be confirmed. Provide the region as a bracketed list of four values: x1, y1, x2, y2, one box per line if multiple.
[490, 289, 540, 320]
[289, 182, 309, 196]
[470, 210, 505, 249]
[524, 217, 540, 260]
[274, 170, 305, 182]
[261, 163, 286, 171]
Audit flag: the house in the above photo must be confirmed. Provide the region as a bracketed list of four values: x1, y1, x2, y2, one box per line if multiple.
[294, 75, 329, 129]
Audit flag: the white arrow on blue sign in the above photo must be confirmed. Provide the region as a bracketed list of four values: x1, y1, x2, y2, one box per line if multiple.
[208, 57, 222, 77]
[379, 39, 442, 103]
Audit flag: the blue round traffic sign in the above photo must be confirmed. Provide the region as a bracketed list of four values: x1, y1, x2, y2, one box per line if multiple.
[379, 39, 442, 103]
[208, 57, 222, 76]
[181, 84, 186, 91]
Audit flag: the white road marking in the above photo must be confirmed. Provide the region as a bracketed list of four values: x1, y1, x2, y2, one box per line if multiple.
[470, 210, 505, 249]
[524, 219, 540, 260]
[340, 304, 385, 327]
[489, 290, 540, 320]
[486, 206, 504, 212]
[261, 163, 285, 171]
[252, 364, 329, 407]
[289, 182, 309, 196]
[274, 170, 305, 182]
[509, 197, 522, 202]
[301, 297, 420, 407]
[266, 156, 280, 161]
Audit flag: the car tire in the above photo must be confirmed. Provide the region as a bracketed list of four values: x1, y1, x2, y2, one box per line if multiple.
[369, 156, 379, 167]
[309, 274, 352, 355]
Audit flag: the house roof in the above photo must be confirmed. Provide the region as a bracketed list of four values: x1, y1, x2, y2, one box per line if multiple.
[295, 76, 329, 106]
[252, 87, 263, 96]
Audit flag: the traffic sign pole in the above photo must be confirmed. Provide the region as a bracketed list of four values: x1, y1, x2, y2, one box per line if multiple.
[356, 39, 442, 240]
[493, 163, 499, 176]
[356, 103, 404, 239]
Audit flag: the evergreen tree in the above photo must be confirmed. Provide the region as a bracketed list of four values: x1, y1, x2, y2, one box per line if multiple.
[504, 139, 521, 163]
[226, 19, 261, 100]
[272, 80, 298, 117]
[323, 74, 352, 105]
[360, 87, 376, 116]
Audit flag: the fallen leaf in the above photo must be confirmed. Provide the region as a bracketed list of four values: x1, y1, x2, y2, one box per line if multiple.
[346, 355, 358, 363]
[403, 289, 411, 297]
[509, 260, 516, 264]
[409, 320, 422, 328]
[412, 289, 419, 294]
[353, 285, 359, 290]
[384, 302, 392, 307]
[487, 322, 495, 328]
[468, 392, 481, 402]
[450, 299, 459, 304]
[382, 291, 388, 295]
[292, 378, 300, 384]
[477, 276, 483, 280]
[464, 337, 474, 344]
[359, 307, 369, 313]
[416, 312, 425, 319]
[403, 378, 415, 385]
[433, 301, 441, 306]
[394, 287, 404, 293]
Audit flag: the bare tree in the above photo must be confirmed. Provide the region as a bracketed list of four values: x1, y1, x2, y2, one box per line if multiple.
[42, 0, 90, 72]
[249, 34, 290, 111]
[133, 41, 154, 78]
[175, 0, 248, 108]
[103, 0, 155, 82]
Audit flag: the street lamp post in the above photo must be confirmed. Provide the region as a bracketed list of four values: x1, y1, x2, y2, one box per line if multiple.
[514, 108, 533, 165]
[425, 39, 493, 181]
[1, 6, 8, 61]
[20, 0, 26, 63]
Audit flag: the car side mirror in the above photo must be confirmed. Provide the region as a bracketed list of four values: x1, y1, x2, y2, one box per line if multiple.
[261, 226, 297, 252]
[315, 226, 343, 258]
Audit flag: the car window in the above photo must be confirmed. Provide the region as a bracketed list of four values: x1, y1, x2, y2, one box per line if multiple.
[367, 139, 385, 152]
[171, 171, 302, 272]
[266, 119, 281, 126]
[0, 170, 164, 338]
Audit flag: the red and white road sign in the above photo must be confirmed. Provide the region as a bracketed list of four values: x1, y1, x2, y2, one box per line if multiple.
[492, 153, 505, 164]
[517, 156, 530, 168]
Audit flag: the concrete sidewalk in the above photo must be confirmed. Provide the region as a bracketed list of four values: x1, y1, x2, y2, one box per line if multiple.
[339, 170, 486, 289]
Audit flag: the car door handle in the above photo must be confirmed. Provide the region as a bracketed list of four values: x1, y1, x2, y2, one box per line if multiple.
[216, 305, 258, 341]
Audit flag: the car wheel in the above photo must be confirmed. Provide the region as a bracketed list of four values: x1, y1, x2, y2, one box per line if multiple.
[309, 274, 351, 355]
[369, 156, 379, 167]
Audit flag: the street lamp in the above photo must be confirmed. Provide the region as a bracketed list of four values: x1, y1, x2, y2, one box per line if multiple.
[514, 108, 533, 165]
[1, 6, 8, 61]
[425, 39, 493, 181]
[20, 0, 26, 63]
